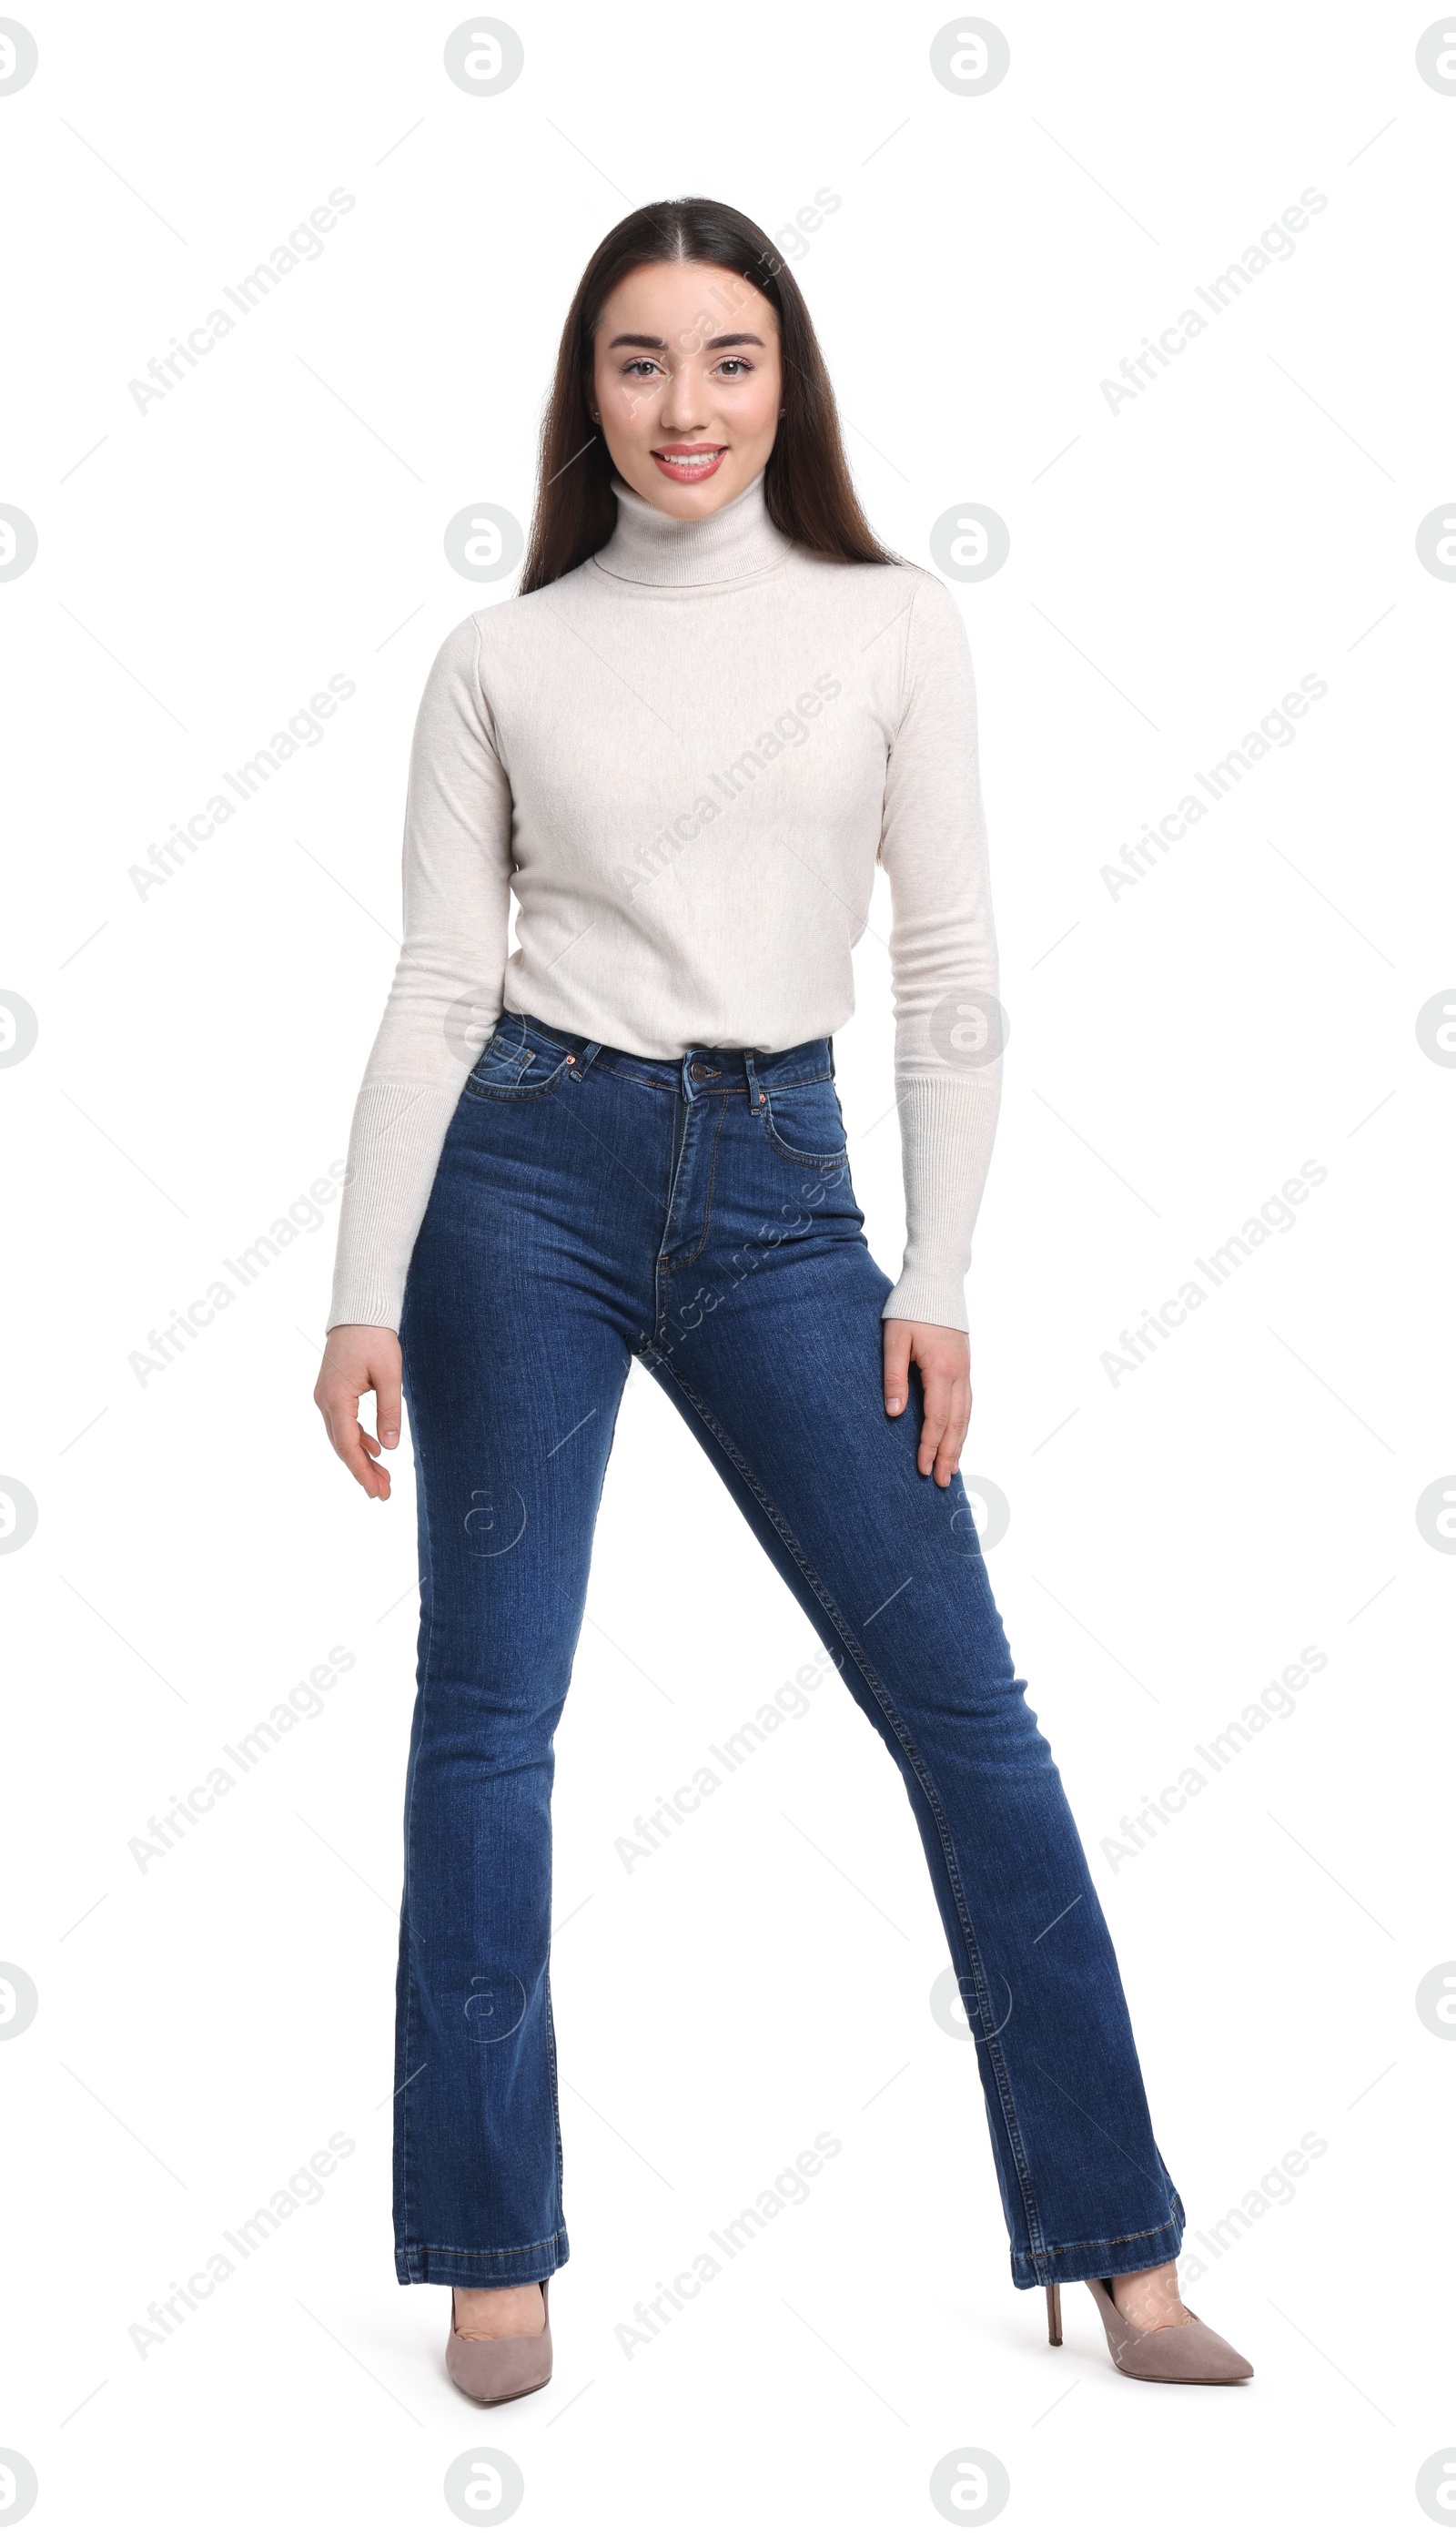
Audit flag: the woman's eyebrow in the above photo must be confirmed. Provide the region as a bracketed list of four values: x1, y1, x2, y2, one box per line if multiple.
[604, 330, 768, 351]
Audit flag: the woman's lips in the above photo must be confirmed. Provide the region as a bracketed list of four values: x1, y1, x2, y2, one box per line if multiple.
[650, 445, 727, 482]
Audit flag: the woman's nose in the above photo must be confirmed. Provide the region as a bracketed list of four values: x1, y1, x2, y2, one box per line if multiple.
[658, 372, 706, 432]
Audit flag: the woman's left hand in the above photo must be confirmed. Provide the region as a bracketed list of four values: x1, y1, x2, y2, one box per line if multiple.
[883, 1318, 970, 1488]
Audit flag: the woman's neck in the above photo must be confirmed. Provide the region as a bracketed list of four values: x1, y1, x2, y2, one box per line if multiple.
[592, 469, 794, 588]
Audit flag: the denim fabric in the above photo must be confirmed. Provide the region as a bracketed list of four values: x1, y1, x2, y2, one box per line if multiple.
[394, 1009, 1184, 2292]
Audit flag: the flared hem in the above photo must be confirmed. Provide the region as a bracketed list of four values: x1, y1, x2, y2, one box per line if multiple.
[1009, 2202, 1184, 2291]
[395, 2227, 570, 2288]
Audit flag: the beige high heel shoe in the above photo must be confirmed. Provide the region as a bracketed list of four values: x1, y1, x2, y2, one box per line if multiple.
[446, 2281, 553, 2404]
[1046, 2278, 1252, 2383]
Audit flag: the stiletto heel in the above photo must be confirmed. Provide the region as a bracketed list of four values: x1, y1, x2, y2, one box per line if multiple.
[1046, 2286, 1062, 2346]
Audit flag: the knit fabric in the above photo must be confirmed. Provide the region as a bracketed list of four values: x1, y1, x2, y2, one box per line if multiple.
[328, 470, 1003, 1334]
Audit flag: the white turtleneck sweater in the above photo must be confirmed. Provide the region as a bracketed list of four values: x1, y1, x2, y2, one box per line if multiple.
[327, 471, 1003, 1336]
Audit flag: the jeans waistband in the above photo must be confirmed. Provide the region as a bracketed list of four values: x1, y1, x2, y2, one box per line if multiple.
[502, 1009, 836, 1103]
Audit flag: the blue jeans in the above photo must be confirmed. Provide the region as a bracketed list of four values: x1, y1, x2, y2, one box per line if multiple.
[395, 1010, 1184, 2292]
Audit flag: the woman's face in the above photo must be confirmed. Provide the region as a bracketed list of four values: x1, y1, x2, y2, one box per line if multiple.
[590, 261, 782, 518]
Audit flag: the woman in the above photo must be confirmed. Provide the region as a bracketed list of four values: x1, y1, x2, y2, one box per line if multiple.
[315, 198, 1252, 2402]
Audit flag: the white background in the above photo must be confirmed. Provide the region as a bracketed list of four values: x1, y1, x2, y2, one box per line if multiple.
[3, 2, 1453, 2538]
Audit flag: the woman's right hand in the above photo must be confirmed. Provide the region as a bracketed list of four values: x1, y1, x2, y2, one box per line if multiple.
[314, 1324, 402, 1501]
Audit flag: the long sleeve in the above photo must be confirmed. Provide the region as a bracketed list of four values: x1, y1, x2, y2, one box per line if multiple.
[327, 616, 513, 1331]
[876, 575, 1004, 1334]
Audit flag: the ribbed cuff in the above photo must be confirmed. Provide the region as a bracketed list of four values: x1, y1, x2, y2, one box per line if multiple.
[882, 1269, 970, 1333]
[326, 1293, 403, 1335]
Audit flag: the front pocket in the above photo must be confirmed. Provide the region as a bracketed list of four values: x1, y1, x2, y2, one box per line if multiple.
[462, 1028, 575, 1102]
[761, 1077, 849, 1166]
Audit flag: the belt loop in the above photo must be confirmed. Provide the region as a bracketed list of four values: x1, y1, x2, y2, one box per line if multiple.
[743, 1047, 763, 1114]
[570, 1040, 602, 1080]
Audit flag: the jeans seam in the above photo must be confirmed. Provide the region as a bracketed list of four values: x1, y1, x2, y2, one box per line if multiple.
[543, 1963, 566, 2234]
[592, 1057, 680, 1090]
[654, 1090, 692, 1330]
[543, 1358, 628, 2226]
[398, 1344, 437, 2264]
[663, 1094, 727, 1274]
[398, 2235, 566, 2261]
[762, 1130, 851, 1170]
[654, 1358, 1046, 2268]
[761, 1082, 850, 1170]
[460, 1063, 573, 1105]
[1032, 2212, 1183, 2262]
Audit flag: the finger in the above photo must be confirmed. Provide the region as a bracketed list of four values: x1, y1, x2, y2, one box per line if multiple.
[883, 1324, 912, 1416]
[935, 1378, 972, 1486]
[918, 1368, 954, 1477]
[318, 1388, 391, 1500]
[920, 1369, 971, 1486]
[353, 1425, 391, 1499]
[343, 1418, 391, 1499]
[375, 1359, 402, 1450]
[933, 1374, 971, 1476]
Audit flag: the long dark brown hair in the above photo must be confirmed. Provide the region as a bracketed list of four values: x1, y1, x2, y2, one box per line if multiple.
[520, 198, 894, 593]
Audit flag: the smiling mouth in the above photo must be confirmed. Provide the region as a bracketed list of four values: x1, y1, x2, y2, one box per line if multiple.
[650, 444, 728, 480]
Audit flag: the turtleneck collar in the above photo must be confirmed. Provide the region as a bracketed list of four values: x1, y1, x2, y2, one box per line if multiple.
[591, 468, 794, 589]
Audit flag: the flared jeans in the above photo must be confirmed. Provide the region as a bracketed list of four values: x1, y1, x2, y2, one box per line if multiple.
[394, 1010, 1185, 2291]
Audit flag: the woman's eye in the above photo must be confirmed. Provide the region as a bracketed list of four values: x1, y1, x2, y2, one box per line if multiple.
[622, 359, 661, 378]
[716, 359, 751, 377]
